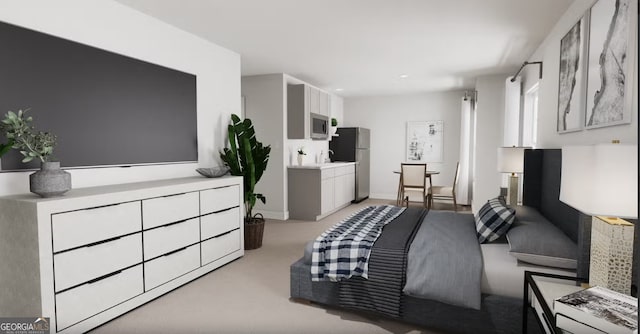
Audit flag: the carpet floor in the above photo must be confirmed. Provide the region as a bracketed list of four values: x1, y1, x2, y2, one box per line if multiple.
[91, 199, 465, 334]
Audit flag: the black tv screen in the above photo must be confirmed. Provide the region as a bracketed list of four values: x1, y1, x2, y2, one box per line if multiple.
[0, 21, 198, 171]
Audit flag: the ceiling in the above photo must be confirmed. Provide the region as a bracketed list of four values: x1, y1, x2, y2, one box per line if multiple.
[115, 0, 574, 97]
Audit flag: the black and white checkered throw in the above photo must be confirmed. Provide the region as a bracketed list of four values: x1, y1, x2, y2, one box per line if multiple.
[311, 205, 406, 282]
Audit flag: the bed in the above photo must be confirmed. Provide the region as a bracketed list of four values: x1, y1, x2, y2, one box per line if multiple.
[289, 149, 596, 333]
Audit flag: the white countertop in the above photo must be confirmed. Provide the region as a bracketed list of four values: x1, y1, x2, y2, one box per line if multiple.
[288, 161, 356, 169]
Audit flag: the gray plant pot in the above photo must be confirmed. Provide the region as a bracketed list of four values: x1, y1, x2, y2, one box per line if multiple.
[29, 161, 72, 198]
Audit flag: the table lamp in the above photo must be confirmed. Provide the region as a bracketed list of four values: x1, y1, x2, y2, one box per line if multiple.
[560, 143, 638, 294]
[497, 146, 529, 206]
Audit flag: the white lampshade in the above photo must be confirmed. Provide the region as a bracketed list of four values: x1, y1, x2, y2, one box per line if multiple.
[497, 147, 529, 173]
[560, 144, 638, 219]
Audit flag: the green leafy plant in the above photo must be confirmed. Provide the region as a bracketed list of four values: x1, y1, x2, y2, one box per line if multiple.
[0, 139, 12, 158]
[297, 147, 306, 155]
[220, 114, 271, 223]
[0, 109, 57, 163]
[331, 118, 338, 127]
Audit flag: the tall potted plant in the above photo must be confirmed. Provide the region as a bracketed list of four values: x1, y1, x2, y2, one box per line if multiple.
[1, 109, 71, 197]
[220, 114, 271, 250]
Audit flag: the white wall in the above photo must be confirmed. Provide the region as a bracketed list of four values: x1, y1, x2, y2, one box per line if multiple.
[472, 75, 508, 211]
[0, 0, 240, 196]
[343, 92, 462, 200]
[523, 0, 638, 147]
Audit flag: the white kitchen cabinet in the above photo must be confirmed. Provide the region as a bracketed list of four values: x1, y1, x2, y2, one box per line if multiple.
[334, 165, 356, 208]
[321, 178, 335, 214]
[318, 90, 330, 117]
[308, 85, 320, 115]
[310, 86, 330, 117]
[288, 163, 355, 221]
[0, 176, 243, 333]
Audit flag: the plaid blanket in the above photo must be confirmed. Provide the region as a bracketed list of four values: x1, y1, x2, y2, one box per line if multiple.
[311, 205, 406, 282]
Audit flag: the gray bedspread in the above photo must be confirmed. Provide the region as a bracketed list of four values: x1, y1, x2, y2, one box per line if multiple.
[338, 207, 427, 318]
[403, 211, 483, 310]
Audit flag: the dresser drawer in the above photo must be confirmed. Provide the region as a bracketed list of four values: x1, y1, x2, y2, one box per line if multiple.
[55, 264, 143, 331]
[54, 233, 142, 293]
[144, 244, 200, 290]
[142, 192, 199, 229]
[201, 229, 241, 266]
[143, 218, 200, 260]
[200, 207, 240, 240]
[200, 185, 240, 214]
[52, 201, 141, 253]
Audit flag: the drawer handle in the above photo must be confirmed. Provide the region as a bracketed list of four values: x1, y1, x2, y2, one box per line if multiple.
[84, 235, 122, 248]
[87, 270, 122, 284]
[214, 229, 234, 238]
[209, 185, 234, 190]
[84, 202, 122, 211]
[161, 192, 187, 198]
[163, 246, 187, 257]
[213, 206, 238, 214]
[162, 219, 189, 228]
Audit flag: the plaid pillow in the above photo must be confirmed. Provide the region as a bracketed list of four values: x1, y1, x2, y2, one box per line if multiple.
[475, 197, 515, 243]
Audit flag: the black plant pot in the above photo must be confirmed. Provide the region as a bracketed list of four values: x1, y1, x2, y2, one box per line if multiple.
[244, 217, 265, 250]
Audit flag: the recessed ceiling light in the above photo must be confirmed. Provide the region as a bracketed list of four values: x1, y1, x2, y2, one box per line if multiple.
[335, 88, 344, 92]
[399, 74, 409, 78]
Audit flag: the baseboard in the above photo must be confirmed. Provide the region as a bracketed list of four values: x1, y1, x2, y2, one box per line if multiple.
[369, 193, 397, 201]
[258, 209, 288, 221]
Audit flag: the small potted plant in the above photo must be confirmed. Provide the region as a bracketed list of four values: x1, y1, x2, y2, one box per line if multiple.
[330, 118, 338, 136]
[0, 109, 71, 197]
[297, 147, 306, 166]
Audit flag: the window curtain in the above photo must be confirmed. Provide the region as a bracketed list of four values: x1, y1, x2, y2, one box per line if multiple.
[503, 76, 522, 146]
[457, 93, 475, 205]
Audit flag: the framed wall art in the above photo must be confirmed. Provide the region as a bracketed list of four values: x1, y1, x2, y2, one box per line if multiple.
[557, 14, 588, 133]
[406, 121, 443, 163]
[585, 0, 637, 129]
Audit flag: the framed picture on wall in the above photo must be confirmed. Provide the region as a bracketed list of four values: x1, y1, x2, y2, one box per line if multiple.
[557, 14, 588, 133]
[406, 121, 443, 163]
[585, 0, 637, 129]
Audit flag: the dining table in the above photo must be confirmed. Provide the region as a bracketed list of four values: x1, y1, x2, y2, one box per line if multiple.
[393, 170, 440, 206]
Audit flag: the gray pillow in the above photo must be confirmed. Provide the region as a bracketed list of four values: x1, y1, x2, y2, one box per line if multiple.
[506, 208, 577, 269]
[513, 205, 548, 225]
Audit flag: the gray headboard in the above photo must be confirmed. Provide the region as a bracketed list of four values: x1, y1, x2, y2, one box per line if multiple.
[522, 149, 580, 242]
[522, 149, 638, 296]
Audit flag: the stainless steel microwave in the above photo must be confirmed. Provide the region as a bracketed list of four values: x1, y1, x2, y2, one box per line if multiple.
[310, 113, 329, 139]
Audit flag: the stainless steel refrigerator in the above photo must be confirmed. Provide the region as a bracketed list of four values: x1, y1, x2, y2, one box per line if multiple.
[329, 127, 370, 203]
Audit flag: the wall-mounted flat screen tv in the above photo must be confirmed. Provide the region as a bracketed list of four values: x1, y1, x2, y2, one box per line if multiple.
[0, 21, 198, 171]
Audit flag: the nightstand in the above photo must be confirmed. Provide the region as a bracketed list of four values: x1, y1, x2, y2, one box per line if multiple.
[523, 271, 588, 334]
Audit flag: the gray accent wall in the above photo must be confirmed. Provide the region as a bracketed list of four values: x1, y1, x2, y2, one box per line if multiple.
[0, 2, 241, 197]
[242, 74, 288, 220]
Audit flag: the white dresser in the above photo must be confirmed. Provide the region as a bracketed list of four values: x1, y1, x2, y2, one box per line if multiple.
[0, 176, 244, 333]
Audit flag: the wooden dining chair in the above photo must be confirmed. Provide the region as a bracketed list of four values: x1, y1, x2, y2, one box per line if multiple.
[428, 162, 460, 211]
[400, 163, 429, 208]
